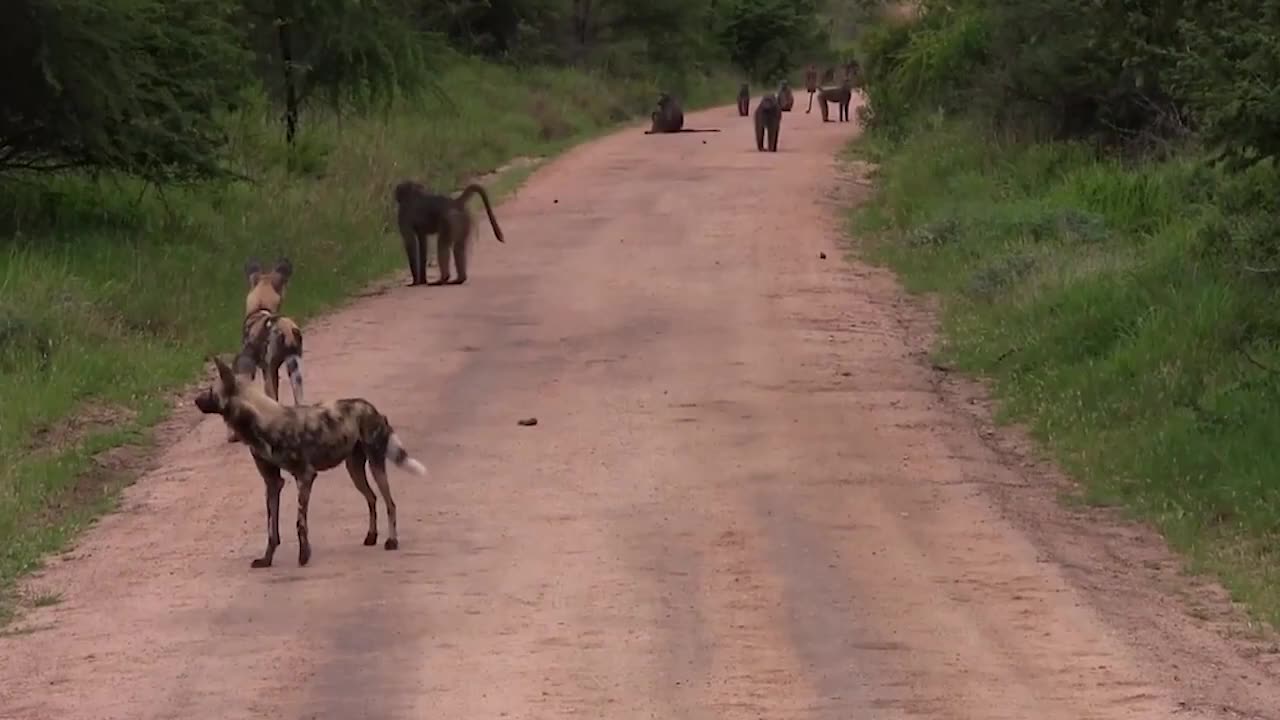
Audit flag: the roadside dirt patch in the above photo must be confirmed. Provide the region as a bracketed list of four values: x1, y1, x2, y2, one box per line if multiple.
[25, 402, 136, 455]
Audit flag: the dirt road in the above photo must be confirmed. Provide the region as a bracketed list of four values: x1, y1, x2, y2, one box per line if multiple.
[4, 100, 1280, 720]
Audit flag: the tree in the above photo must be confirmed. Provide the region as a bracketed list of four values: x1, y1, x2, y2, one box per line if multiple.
[715, 0, 823, 82]
[240, 0, 446, 144]
[0, 0, 251, 181]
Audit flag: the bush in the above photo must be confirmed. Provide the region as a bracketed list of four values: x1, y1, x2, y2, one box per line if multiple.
[0, 0, 251, 181]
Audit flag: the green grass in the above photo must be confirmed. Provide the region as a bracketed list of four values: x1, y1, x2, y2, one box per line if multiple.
[849, 118, 1280, 627]
[0, 57, 734, 620]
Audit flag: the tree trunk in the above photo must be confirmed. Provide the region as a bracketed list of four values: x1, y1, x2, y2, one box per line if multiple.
[274, 0, 299, 145]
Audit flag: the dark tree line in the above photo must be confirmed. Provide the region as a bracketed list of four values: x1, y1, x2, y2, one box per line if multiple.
[1, 0, 830, 184]
[852, 0, 1280, 170]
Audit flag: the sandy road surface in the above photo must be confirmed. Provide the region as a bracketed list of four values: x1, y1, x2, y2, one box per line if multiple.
[4, 99, 1280, 720]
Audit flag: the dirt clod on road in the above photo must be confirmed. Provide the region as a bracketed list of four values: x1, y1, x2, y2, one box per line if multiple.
[2, 99, 1279, 720]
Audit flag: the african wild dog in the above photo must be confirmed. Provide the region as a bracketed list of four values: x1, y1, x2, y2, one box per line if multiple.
[196, 353, 428, 568]
[241, 257, 305, 406]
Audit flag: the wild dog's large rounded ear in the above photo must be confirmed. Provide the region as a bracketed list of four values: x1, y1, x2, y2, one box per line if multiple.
[272, 257, 293, 291]
[213, 355, 236, 390]
[244, 258, 263, 288]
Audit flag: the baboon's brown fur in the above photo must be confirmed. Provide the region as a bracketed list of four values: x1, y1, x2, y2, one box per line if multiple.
[818, 79, 853, 123]
[754, 94, 782, 152]
[777, 80, 795, 112]
[394, 181, 505, 287]
[195, 354, 428, 568]
[805, 65, 819, 112]
[644, 93, 722, 134]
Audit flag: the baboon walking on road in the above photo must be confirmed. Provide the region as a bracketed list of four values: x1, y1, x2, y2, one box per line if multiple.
[754, 94, 781, 152]
[737, 83, 750, 116]
[393, 180, 505, 287]
[778, 80, 795, 112]
[804, 64, 819, 113]
[817, 79, 853, 123]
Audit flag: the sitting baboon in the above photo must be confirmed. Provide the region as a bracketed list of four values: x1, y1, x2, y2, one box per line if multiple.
[644, 93, 721, 134]
[737, 83, 750, 117]
[393, 180, 505, 286]
[753, 94, 781, 152]
[777, 80, 795, 112]
[817, 80, 853, 123]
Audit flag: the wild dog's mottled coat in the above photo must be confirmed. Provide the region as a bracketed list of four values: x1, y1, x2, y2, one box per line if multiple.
[240, 258, 305, 405]
[196, 354, 427, 568]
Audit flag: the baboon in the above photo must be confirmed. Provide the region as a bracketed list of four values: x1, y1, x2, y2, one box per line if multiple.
[822, 66, 836, 84]
[844, 60, 861, 87]
[737, 83, 750, 117]
[804, 64, 819, 113]
[777, 80, 795, 112]
[817, 79, 853, 123]
[644, 93, 722, 134]
[195, 353, 429, 568]
[393, 180, 505, 287]
[753, 94, 782, 152]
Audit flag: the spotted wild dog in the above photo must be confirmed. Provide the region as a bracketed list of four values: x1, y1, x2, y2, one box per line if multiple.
[195, 353, 428, 568]
[241, 257, 305, 406]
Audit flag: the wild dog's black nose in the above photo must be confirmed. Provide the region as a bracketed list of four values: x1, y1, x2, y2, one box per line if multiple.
[194, 390, 219, 413]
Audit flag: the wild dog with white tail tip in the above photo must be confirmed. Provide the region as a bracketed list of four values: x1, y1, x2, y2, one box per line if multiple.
[241, 257, 305, 406]
[195, 353, 428, 568]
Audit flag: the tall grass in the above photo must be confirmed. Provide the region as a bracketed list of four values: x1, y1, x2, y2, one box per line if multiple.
[0, 57, 733, 615]
[851, 119, 1280, 626]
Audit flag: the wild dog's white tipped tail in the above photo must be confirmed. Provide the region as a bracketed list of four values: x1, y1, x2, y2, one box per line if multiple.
[285, 356, 304, 405]
[387, 432, 428, 476]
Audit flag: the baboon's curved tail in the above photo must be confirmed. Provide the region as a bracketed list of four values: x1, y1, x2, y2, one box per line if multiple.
[387, 432, 428, 476]
[456, 183, 505, 243]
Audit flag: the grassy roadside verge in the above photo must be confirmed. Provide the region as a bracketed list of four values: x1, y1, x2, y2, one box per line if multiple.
[0, 57, 733, 620]
[847, 118, 1280, 627]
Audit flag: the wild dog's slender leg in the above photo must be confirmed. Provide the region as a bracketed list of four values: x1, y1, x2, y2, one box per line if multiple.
[285, 356, 304, 405]
[264, 357, 281, 401]
[345, 449, 379, 546]
[252, 458, 285, 568]
[369, 457, 399, 551]
[295, 468, 317, 566]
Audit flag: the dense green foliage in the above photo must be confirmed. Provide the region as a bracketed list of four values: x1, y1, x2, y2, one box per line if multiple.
[715, 0, 827, 82]
[852, 0, 1280, 162]
[3, 0, 835, 179]
[849, 1, 1280, 623]
[1, 0, 251, 181]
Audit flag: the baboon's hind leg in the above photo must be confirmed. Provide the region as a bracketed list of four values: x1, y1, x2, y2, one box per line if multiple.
[453, 225, 473, 285]
[434, 235, 454, 285]
[345, 450, 380, 546]
[369, 457, 399, 551]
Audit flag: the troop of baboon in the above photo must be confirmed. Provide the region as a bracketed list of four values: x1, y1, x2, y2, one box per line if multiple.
[646, 62, 858, 152]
